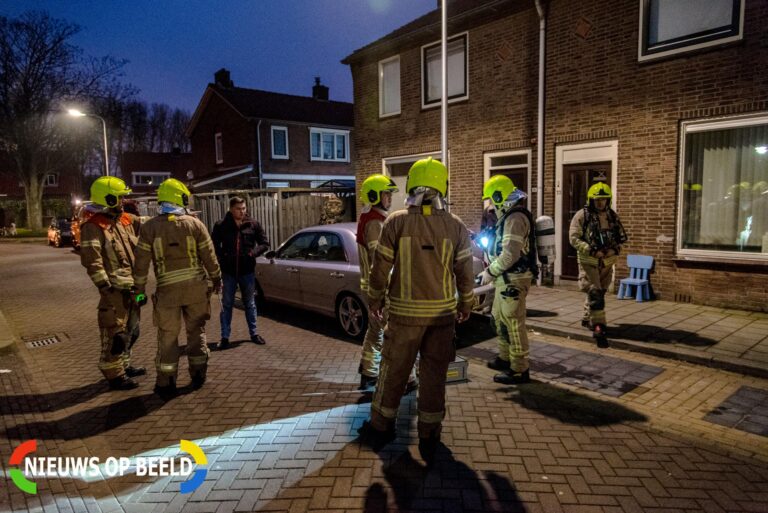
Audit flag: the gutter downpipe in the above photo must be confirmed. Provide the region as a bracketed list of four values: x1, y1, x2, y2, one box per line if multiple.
[256, 119, 263, 189]
[441, 0, 448, 189]
[535, 0, 546, 219]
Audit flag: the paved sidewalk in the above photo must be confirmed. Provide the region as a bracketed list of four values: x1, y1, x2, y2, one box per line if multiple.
[525, 286, 768, 379]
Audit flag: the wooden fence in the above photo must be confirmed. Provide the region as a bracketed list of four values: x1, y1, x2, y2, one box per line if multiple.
[191, 188, 355, 250]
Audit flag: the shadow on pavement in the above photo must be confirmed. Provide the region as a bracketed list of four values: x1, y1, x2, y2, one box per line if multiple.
[610, 323, 717, 347]
[0, 381, 110, 414]
[364, 443, 525, 512]
[3, 394, 164, 440]
[257, 302, 354, 341]
[527, 309, 558, 318]
[502, 381, 648, 426]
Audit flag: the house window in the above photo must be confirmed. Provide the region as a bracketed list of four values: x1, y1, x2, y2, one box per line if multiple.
[422, 33, 468, 108]
[215, 132, 223, 164]
[678, 114, 768, 260]
[271, 126, 289, 159]
[44, 174, 58, 187]
[379, 55, 401, 117]
[309, 128, 349, 162]
[484, 150, 531, 211]
[133, 172, 170, 186]
[639, 0, 744, 62]
[266, 181, 290, 188]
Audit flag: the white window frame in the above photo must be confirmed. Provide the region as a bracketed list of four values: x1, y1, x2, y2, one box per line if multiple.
[421, 32, 469, 109]
[676, 112, 768, 262]
[309, 128, 350, 163]
[132, 172, 171, 186]
[379, 55, 401, 118]
[271, 125, 289, 159]
[266, 181, 290, 188]
[638, 0, 744, 62]
[44, 173, 58, 187]
[483, 149, 532, 210]
[381, 150, 444, 211]
[215, 132, 223, 164]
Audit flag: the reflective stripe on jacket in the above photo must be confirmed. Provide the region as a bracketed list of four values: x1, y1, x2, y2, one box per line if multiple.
[368, 206, 474, 326]
[80, 213, 140, 290]
[133, 214, 221, 299]
[356, 207, 387, 293]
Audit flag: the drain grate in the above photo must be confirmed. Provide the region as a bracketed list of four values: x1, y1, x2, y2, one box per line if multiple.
[25, 336, 61, 349]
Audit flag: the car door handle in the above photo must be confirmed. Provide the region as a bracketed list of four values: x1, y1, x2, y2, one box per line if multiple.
[286, 267, 299, 273]
[329, 271, 344, 278]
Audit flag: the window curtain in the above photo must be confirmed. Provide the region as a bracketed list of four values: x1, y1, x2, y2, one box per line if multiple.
[683, 124, 768, 253]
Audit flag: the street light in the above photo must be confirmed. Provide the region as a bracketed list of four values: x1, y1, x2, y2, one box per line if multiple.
[68, 109, 110, 176]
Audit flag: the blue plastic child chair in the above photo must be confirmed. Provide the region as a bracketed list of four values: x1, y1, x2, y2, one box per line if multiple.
[617, 255, 654, 302]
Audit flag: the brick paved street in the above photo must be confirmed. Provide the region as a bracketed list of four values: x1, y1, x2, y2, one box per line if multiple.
[1, 243, 767, 513]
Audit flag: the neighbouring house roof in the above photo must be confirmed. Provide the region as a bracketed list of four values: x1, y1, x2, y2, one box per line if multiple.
[341, 0, 522, 65]
[186, 85, 354, 138]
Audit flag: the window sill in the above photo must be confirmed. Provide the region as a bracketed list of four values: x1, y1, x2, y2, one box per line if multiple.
[673, 256, 768, 273]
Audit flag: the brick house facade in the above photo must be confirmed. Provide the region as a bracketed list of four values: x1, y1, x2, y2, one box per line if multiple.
[343, 0, 768, 312]
[186, 70, 355, 191]
[120, 150, 194, 195]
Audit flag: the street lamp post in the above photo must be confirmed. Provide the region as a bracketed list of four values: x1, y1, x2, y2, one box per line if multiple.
[68, 109, 110, 177]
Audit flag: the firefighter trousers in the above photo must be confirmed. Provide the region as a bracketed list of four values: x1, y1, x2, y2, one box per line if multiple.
[97, 288, 140, 380]
[370, 320, 454, 439]
[578, 262, 613, 326]
[491, 273, 531, 373]
[359, 307, 417, 384]
[152, 297, 211, 387]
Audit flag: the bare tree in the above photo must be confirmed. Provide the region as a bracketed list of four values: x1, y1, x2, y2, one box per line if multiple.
[0, 11, 129, 229]
[169, 108, 191, 152]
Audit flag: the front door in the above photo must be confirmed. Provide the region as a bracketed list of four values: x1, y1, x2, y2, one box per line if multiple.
[561, 162, 612, 279]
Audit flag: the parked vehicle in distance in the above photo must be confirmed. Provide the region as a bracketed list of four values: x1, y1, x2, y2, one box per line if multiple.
[71, 203, 92, 251]
[255, 223, 492, 339]
[47, 219, 73, 248]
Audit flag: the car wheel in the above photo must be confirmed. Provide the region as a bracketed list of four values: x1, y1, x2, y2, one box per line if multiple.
[336, 293, 368, 339]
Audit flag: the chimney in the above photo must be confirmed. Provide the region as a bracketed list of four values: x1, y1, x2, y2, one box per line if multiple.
[214, 68, 234, 88]
[312, 77, 329, 101]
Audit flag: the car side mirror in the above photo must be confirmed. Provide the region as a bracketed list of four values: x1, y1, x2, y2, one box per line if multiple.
[264, 250, 277, 260]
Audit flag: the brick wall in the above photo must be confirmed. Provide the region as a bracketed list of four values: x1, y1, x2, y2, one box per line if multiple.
[189, 93, 254, 178]
[349, 0, 768, 311]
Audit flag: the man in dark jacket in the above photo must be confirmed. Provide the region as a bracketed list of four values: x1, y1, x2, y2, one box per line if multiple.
[212, 196, 270, 349]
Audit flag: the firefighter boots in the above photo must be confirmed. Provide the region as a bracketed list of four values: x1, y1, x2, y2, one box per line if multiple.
[493, 369, 531, 385]
[487, 356, 511, 371]
[593, 323, 609, 348]
[108, 375, 139, 391]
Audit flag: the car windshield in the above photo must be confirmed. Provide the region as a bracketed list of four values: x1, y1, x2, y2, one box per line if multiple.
[58, 220, 71, 229]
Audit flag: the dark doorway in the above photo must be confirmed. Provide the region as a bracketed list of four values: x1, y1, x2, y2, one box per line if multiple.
[561, 162, 611, 279]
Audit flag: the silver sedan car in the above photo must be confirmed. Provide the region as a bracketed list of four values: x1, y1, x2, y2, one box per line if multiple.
[255, 223, 492, 338]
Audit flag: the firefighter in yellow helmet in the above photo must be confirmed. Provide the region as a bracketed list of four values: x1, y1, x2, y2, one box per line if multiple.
[133, 179, 221, 399]
[80, 176, 145, 390]
[356, 174, 417, 392]
[568, 182, 627, 348]
[357, 157, 475, 465]
[479, 175, 536, 384]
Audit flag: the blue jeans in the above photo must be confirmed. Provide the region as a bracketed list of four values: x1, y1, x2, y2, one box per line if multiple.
[220, 273, 258, 339]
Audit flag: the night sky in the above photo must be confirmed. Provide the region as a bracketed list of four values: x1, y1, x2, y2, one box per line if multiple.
[1, 0, 437, 112]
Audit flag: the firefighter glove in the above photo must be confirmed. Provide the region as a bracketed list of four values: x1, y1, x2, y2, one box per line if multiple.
[478, 269, 496, 286]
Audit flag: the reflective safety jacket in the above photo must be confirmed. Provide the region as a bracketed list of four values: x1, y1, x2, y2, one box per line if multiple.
[356, 207, 387, 293]
[568, 207, 625, 267]
[368, 205, 475, 326]
[487, 207, 535, 280]
[80, 213, 141, 290]
[133, 214, 221, 304]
